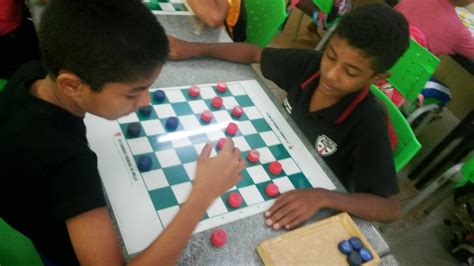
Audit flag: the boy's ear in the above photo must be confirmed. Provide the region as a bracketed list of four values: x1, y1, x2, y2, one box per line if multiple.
[370, 72, 391, 84]
[56, 72, 88, 97]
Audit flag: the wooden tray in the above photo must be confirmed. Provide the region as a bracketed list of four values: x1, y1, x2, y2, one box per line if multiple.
[257, 213, 381, 265]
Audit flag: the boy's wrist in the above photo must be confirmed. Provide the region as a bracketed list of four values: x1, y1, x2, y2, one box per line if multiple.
[313, 187, 331, 208]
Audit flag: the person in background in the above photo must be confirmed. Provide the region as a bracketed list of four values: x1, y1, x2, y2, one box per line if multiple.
[396, 0, 474, 59]
[0, 0, 41, 79]
[187, 0, 246, 42]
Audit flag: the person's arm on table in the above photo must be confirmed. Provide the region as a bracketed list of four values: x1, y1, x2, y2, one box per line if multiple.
[168, 35, 262, 64]
[264, 188, 401, 230]
[67, 140, 245, 265]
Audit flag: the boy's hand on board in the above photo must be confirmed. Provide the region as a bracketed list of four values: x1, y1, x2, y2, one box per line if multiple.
[191, 139, 245, 203]
[265, 188, 327, 230]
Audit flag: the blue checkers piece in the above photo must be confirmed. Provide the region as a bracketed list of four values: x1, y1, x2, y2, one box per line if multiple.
[165, 117, 179, 131]
[138, 105, 152, 116]
[359, 247, 373, 262]
[126, 122, 141, 137]
[137, 155, 152, 172]
[338, 240, 353, 254]
[347, 250, 363, 266]
[153, 90, 166, 103]
[349, 236, 363, 250]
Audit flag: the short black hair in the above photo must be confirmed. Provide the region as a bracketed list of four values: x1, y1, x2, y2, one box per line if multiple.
[333, 3, 409, 74]
[39, 0, 169, 91]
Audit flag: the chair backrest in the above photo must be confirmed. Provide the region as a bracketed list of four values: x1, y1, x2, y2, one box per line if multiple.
[0, 79, 7, 92]
[387, 38, 440, 101]
[244, 0, 287, 47]
[370, 85, 422, 172]
[0, 219, 43, 265]
[456, 157, 474, 188]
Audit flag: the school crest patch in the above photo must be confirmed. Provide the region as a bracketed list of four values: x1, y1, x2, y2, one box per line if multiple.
[315, 134, 337, 157]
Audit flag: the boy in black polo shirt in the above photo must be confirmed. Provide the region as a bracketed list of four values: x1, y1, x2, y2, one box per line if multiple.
[168, 4, 409, 227]
[0, 0, 244, 265]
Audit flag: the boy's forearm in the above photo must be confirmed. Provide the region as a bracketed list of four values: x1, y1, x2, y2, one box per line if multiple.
[191, 42, 263, 64]
[129, 194, 212, 265]
[317, 188, 401, 223]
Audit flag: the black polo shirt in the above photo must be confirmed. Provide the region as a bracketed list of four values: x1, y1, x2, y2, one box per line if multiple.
[261, 48, 398, 196]
[0, 61, 106, 265]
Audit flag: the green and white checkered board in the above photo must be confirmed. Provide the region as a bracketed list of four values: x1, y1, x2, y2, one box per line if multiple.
[85, 80, 335, 254]
[144, 0, 193, 15]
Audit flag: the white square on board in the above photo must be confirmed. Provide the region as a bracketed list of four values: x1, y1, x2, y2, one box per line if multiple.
[246, 165, 271, 184]
[200, 86, 216, 99]
[127, 137, 153, 155]
[256, 147, 276, 164]
[179, 115, 201, 131]
[141, 120, 166, 136]
[279, 158, 300, 176]
[153, 104, 176, 119]
[239, 185, 264, 205]
[242, 106, 262, 119]
[142, 169, 169, 190]
[118, 112, 139, 124]
[238, 120, 257, 136]
[188, 100, 209, 114]
[166, 90, 186, 103]
[206, 198, 228, 217]
[273, 177, 295, 193]
[157, 206, 180, 228]
[155, 149, 181, 168]
[171, 182, 193, 204]
[260, 131, 280, 146]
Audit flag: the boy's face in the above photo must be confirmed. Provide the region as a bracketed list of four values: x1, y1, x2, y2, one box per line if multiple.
[318, 35, 387, 99]
[76, 66, 162, 120]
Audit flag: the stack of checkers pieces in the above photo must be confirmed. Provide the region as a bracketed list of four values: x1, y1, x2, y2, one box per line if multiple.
[337, 236, 373, 265]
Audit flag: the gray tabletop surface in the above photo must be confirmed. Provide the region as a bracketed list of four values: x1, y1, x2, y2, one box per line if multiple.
[28, 3, 396, 265]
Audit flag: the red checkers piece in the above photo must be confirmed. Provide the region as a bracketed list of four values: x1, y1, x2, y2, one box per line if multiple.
[265, 183, 280, 197]
[200, 110, 213, 123]
[210, 229, 227, 247]
[227, 192, 243, 208]
[188, 85, 200, 97]
[217, 138, 226, 150]
[226, 122, 238, 136]
[247, 149, 260, 163]
[269, 161, 282, 175]
[211, 96, 223, 109]
[216, 80, 228, 93]
[231, 106, 244, 118]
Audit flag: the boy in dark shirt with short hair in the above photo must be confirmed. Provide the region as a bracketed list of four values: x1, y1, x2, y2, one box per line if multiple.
[0, 0, 244, 264]
[168, 4, 409, 227]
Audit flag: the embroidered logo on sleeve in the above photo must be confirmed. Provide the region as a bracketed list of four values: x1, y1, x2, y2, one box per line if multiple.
[316, 134, 337, 156]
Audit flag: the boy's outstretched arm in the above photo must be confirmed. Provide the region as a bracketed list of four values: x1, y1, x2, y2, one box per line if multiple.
[168, 35, 262, 64]
[67, 139, 245, 265]
[265, 188, 401, 230]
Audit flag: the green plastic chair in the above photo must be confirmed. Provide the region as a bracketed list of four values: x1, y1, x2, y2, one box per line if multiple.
[455, 157, 474, 188]
[244, 0, 288, 47]
[387, 39, 440, 101]
[370, 85, 422, 172]
[0, 219, 43, 265]
[0, 79, 7, 92]
[313, 0, 333, 14]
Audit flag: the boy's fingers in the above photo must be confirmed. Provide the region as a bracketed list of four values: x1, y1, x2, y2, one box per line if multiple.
[266, 193, 290, 217]
[198, 142, 212, 160]
[267, 204, 294, 226]
[221, 138, 235, 153]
